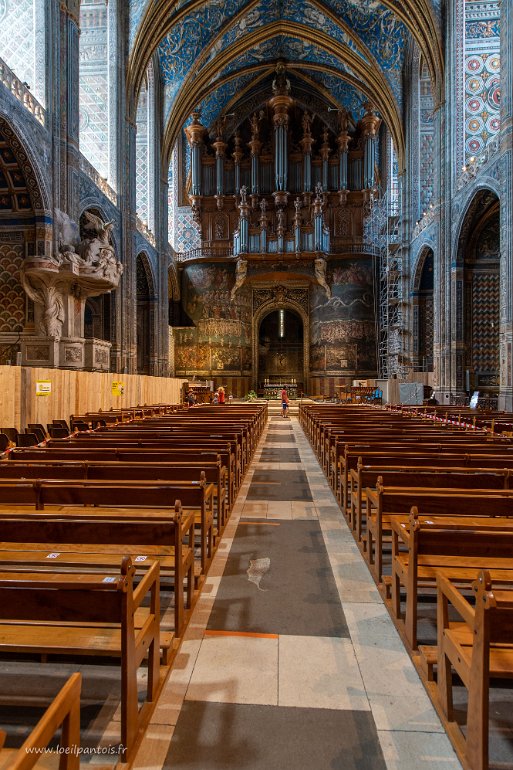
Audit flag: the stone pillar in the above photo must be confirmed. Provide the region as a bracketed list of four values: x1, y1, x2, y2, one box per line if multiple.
[361, 103, 381, 191]
[56, 0, 81, 220]
[499, 0, 513, 408]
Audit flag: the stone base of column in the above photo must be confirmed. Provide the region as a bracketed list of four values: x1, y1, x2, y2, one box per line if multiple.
[21, 336, 112, 371]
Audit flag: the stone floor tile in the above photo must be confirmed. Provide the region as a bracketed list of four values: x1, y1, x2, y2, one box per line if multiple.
[185, 635, 278, 705]
[377, 729, 462, 769]
[278, 636, 369, 711]
[369, 693, 445, 733]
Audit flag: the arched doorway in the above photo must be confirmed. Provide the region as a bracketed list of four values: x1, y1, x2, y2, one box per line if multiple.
[257, 309, 304, 392]
[136, 254, 153, 374]
[412, 248, 434, 372]
[457, 192, 500, 395]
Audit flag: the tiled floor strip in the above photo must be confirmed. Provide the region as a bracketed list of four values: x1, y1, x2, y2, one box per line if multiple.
[134, 417, 462, 770]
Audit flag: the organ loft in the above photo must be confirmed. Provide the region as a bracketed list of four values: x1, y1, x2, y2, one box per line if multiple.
[174, 63, 382, 397]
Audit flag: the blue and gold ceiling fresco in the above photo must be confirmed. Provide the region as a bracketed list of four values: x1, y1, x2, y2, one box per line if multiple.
[128, 0, 442, 167]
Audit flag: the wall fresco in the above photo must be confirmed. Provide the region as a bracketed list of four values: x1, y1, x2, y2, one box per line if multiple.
[173, 263, 252, 378]
[310, 258, 377, 375]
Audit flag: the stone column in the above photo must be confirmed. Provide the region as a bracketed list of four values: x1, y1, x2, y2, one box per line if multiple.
[499, 0, 513, 408]
[55, 0, 81, 220]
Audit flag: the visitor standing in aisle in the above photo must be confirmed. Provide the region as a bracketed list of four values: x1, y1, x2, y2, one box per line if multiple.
[281, 386, 289, 418]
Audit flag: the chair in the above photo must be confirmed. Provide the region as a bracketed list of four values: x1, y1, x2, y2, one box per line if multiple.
[28, 423, 47, 439]
[16, 433, 39, 447]
[0, 428, 18, 443]
[47, 425, 70, 439]
[52, 419, 70, 432]
[27, 426, 45, 443]
[71, 420, 89, 432]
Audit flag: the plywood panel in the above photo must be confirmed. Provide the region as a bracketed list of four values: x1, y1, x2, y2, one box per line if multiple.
[0, 366, 186, 430]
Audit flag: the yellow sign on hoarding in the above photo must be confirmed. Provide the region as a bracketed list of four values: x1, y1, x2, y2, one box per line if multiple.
[112, 381, 124, 396]
[36, 380, 52, 397]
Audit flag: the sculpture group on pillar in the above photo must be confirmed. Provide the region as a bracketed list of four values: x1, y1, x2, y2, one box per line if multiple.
[20, 209, 123, 370]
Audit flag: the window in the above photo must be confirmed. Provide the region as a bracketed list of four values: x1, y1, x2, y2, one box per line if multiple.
[0, 0, 45, 105]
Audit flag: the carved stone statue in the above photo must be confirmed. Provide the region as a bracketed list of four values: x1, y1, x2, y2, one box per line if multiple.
[314, 257, 331, 299]
[20, 275, 66, 339]
[250, 112, 260, 138]
[239, 185, 248, 206]
[230, 257, 248, 301]
[55, 208, 80, 254]
[302, 112, 312, 136]
[78, 211, 115, 267]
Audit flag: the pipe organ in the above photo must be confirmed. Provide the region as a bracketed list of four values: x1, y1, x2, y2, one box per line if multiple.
[183, 64, 381, 258]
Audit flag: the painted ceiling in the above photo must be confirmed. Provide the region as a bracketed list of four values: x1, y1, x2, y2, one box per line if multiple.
[128, 0, 442, 166]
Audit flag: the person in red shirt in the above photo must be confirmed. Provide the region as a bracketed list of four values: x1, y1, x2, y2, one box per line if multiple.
[281, 386, 289, 418]
[218, 386, 226, 404]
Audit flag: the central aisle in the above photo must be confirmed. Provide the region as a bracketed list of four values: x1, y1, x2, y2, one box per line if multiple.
[135, 417, 461, 770]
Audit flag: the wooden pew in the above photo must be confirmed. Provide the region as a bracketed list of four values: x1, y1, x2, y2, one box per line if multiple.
[0, 460, 229, 535]
[0, 478, 214, 577]
[364, 485, 513, 583]
[0, 501, 194, 638]
[389, 508, 513, 648]
[337, 444, 513, 510]
[8, 448, 237, 509]
[350, 466, 513, 540]
[0, 557, 160, 763]
[44, 437, 243, 490]
[0, 673, 82, 770]
[436, 570, 513, 770]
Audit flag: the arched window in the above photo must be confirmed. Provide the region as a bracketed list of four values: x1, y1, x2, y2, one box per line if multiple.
[79, 0, 117, 184]
[135, 64, 156, 233]
[463, 0, 500, 164]
[0, 0, 46, 105]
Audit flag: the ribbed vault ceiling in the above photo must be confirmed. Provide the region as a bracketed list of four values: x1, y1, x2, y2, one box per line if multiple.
[127, 0, 443, 172]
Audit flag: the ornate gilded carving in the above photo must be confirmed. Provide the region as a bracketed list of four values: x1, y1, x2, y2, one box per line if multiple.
[253, 286, 309, 313]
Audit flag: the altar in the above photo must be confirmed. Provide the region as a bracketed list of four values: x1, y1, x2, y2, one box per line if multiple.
[263, 383, 298, 400]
